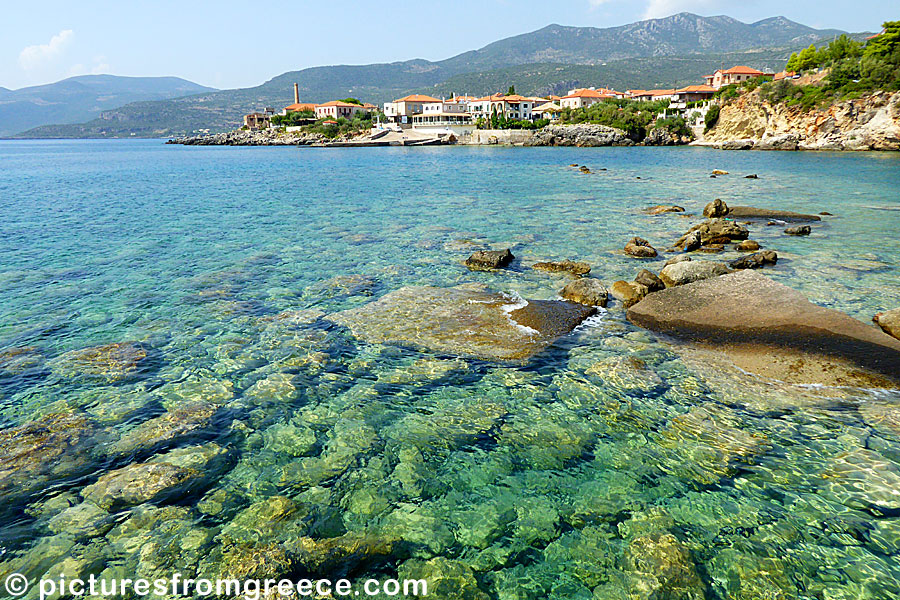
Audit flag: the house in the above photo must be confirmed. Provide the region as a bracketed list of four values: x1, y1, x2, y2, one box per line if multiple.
[243, 112, 272, 130]
[283, 102, 318, 115]
[383, 94, 442, 124]
[314, 101, 371, 120]
[559, 88, 621, 110]
[411, 111, 475, 136]
[628, 89, 678, 101]
[533, 101, 562, 120]
[773, 70, 798, 82]
[467, 94, 537, 122]
[704, 66, 767, 89]
[673, 85, 717, 102]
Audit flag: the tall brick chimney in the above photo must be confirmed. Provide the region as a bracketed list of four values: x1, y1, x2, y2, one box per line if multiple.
[293, 83, 299, 104]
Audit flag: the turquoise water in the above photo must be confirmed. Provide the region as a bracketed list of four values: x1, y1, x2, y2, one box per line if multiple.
[1, 139, 900, 599]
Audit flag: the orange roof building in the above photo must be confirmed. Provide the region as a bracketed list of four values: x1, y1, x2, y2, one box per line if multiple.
[705, 66, 769, 89]
[314, 101, 372, 119]
[283, 102, 318, 113]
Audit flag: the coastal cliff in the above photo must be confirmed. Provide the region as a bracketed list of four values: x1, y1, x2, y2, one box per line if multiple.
[701, 89, 900, 150]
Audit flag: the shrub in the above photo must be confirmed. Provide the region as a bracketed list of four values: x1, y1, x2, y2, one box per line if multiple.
[653, 116, 692, 139]
[704, 105, 720, 132]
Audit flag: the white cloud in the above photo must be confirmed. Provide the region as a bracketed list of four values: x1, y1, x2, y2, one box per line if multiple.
[68, 55, 111, 77]
[18, 29, 75, 71]
[642, 0, 720, 20]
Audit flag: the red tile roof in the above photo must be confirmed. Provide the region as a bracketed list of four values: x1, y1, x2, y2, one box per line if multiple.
[676, 85, 716, 93]
[394, 94, 441, 103]
[318, 100, 367, 108]
[284, 102, 318, 112]
[722, 66, 765, 75]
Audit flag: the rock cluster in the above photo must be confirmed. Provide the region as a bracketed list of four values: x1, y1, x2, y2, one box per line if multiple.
[526, 124, 634, 147]
[168, 130, 326, 146]
[532, 259, 590, 276]
[874, 308, 900, 340]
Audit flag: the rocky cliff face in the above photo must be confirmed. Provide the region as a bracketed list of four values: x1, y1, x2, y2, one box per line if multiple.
[703, 90, 900, 151]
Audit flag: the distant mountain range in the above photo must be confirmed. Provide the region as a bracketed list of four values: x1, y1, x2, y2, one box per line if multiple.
[11, 13, 863, 139]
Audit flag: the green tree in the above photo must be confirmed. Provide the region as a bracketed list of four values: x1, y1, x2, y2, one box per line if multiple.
[786, 52, 800, 72]
[507, 85, 516, 95]
[338, 98, 363, 105]
[864, 21, 900, 58]
[704, 105, 720, 132]
[797, 44, 820, 71]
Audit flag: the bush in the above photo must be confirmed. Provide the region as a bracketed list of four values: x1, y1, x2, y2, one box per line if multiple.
[557, 99, 670, 138]
[704, 105, 720, 132]
[653, 116, 692, 139]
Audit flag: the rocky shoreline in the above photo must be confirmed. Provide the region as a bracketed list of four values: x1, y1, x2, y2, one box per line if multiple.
[166, 130, 328, 146]
[700, 90, 900, 151]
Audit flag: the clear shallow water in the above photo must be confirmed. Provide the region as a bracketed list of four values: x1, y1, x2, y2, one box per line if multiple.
[1, 140, 899, 599]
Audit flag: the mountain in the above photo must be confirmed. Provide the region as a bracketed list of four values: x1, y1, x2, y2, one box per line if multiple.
[15, 13, 856, 138]
[0, 75, 216, 137]
[440, 14, 844, 72]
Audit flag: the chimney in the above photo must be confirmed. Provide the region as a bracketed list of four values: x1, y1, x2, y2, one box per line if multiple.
[293, 83, 299, 105]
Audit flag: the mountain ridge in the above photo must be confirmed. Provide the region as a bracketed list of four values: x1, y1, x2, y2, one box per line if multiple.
[12, 13, 861, 138]
[0, 75, 216, 137]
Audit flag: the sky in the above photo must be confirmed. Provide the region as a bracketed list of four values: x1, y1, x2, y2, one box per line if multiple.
[1, 0, 895, 91]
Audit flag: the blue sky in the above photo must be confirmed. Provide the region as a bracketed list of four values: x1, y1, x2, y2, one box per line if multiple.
[1, 0, 895, 91]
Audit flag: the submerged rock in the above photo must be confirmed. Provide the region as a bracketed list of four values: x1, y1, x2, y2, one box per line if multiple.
[624, 237, 658, 258]
[624, 532, 706, 600]
[729, 250, 777, 270]
[0, 412, 99, 511]
[291, 531, 398, 576]
[81, 443, 232, 510]
[327, 286, 595, 362]
[559, 277, 608, 307]
[873, 308, 900, 340]
[627, 270, 900, 386]
[399, 557, 489, 600]
[727, 206, 821, 222]
[50, 341, 148, 382]
[532, 259, 590, 276]
[784, 225, 812, 236]
[659, 261, 730, 287]
[735, 239, 760, 252]
[644, 205, 685, 215]
[703, 199, 729, 218]
[465, 249, 514, 270]
[110, 402, 218, 455]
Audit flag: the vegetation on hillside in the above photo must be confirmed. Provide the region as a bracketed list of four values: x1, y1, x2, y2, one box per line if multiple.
[711, 22, 900, 113]
[474, 115, 549, 130]
[557, 99, 670, 138]
[270, 111, 315, 126]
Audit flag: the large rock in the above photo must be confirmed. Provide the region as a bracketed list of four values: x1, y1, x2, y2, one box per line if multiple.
[465, 249, 514, 270]
[726, 206, 821, 222]
[676, 219, 748, 247]
[784, 225, 811, 236]
[703, 199, 728, 218]
[627, 270, 900, 386]
[874, 308, 900, 340]
[49, 342, 148, 382]
[634, 269, 665, 293]
[659, 261, 730, 287]
[560, 278, 608, 307]
[610, 281, 649, 308]
[729, 250, 777, 270]
[532, 259, 590, 276]
[624, 237, 658, 258]
[327, 286, 595, 362]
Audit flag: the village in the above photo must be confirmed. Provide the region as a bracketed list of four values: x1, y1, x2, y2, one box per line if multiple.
[241, 65, 799, 143]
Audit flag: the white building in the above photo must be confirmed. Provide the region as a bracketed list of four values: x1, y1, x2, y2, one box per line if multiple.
[382, 94, 442, 124]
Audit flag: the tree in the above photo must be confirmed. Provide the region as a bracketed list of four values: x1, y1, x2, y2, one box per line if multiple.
[507, 85, 516, 95]
[338, 98, 363, 105]
[786, 52, 800, 72]
[864, 21, 900, 58]
[797, 44, 820, 71]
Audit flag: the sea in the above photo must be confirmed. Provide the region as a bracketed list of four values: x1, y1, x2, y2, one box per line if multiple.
[1, 139, 899, 599]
